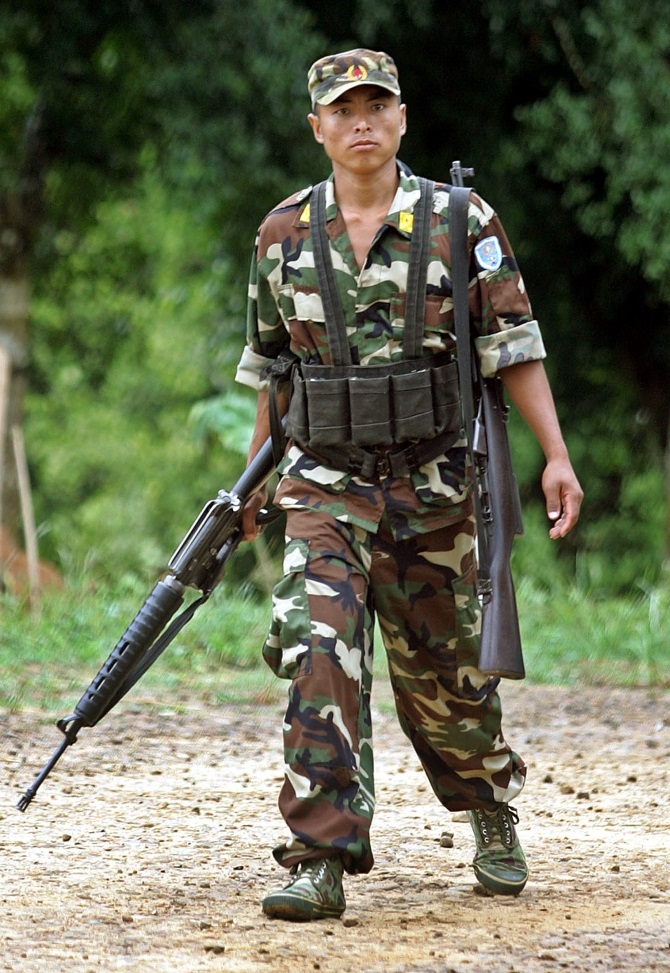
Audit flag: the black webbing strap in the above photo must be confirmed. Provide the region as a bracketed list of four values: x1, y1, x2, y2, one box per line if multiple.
[448, 185, 490, 576]
[309, 177, 434, 363]
[403, 178, 435, 358]
[449, 187, 477, 445]
[302, 422, 460, 482]
[310, 181, 351, 366]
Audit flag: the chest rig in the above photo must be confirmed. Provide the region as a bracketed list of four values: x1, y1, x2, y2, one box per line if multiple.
[277, 178, 463, 480]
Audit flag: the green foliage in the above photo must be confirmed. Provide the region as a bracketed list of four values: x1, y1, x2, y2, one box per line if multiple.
[508, 371, 666, 595]
[0, 0, 215, 218]
[0, 41, 36, 191]
[512, 3, 670, 294]
[0, 0, 665, 597]
[152, 0, 327, 281]
[27, 160, 252, 578]
[0, 576, 274, 712]
[519, 577, 670, 687]
[1, 576, 666, 716]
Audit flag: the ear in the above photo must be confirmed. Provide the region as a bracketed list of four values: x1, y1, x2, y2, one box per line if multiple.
[308, 111, 325, 144]
[399, 103, 407, 138]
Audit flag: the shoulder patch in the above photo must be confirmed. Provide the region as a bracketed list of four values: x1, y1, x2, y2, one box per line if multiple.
[474, 235, 503, 272]
[295, 185, 313, 203]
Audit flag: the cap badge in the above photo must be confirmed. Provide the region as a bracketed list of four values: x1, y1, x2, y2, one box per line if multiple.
[347, 63, 368, 83]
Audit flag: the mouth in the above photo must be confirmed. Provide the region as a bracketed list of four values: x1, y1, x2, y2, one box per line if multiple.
[351, 139, 377, 150]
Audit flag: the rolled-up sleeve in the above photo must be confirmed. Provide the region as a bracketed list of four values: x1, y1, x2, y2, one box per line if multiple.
[235, 345, 275, 390]
[476, 320, 546, 378]
[236, 223, 291, 391]
[467, 195, 547, 377]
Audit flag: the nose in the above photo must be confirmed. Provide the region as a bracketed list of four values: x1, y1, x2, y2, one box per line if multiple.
[353, 111, 372, 132]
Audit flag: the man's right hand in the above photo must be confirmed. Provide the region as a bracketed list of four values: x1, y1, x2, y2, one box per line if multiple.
[241, 488, 269, 542]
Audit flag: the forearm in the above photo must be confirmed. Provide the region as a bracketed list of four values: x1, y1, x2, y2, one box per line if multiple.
[241, 388, 289, 540]
[246, 391, 272, 464]
[499, 360, 583, 537]
[499, 361, 569, 462]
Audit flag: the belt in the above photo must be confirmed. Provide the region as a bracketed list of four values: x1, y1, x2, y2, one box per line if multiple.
[298, 426, 461, 482]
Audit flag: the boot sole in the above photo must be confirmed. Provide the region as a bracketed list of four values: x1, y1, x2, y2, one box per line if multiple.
[473, 863, 528, 896]
[262, 892, 345, 921]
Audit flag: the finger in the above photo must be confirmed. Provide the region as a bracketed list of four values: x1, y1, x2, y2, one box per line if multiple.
[545, 488, 562, 525]
[240, 491, 268, 541]
[549, 491, 580, 539]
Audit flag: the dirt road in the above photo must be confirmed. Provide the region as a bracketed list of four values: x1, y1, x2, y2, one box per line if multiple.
[2, 681, 669, 973]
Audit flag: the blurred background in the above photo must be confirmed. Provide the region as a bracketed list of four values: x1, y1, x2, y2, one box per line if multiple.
[1, 0, 667, 694]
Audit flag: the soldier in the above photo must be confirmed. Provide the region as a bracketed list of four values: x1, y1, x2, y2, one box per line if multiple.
[236, 49, 582, 921]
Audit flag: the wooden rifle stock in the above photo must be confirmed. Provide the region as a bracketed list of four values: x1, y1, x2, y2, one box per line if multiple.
[476, 376, 525, 679]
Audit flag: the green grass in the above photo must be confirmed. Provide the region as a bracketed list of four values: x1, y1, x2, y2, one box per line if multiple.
[0, 578, 281, 714]
[1, 574, 668, 717]
[518, 578, 669, 686]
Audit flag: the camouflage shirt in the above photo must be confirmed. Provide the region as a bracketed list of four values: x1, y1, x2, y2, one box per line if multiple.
[236, 168, 546, 539]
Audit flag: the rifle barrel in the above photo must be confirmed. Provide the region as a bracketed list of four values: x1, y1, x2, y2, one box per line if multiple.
[16, 736, 73, 811]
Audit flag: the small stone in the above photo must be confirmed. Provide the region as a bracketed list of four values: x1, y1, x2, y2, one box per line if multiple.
[342, 917, 359, 927]
[204, 943, 225, 954]
[440, 831, 455, 848]
[576, 791, 590, 800]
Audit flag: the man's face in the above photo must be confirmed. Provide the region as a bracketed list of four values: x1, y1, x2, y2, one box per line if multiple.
[308, 85, 407, 174]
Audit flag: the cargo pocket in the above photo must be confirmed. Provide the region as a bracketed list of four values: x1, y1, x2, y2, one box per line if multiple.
[262, 538, 312, 679]
[452, 569, 494, 697]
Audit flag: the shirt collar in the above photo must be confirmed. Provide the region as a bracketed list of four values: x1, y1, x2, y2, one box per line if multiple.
[295, 166, 424, 237]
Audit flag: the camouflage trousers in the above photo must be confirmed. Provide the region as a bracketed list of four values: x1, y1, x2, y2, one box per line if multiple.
[262, 503, 526, 875]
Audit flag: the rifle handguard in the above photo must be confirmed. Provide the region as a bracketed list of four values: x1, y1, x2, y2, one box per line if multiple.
[16, 432, 281, 811]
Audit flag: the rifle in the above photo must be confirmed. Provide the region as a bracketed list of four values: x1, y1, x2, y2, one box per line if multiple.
[16, 435, 279, 811]
[450, 160, 525, 679]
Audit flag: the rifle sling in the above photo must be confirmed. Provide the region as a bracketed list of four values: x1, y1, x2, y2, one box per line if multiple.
[448, 186, 490, 579]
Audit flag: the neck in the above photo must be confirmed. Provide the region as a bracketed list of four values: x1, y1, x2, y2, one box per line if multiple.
[331, 158, 399, 213]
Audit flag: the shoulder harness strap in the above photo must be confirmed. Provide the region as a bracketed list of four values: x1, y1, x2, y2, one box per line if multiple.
[309, 177, 436, 363]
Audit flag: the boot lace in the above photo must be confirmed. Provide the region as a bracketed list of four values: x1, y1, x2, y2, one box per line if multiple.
[475, 804, 519, 848]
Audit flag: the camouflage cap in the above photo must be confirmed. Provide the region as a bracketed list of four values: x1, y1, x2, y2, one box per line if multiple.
[308, 49, 401, 108]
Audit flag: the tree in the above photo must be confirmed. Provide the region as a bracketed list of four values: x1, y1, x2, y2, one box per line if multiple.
[12, 0, 327, 576]
[481, 0, 670, 563]
[0, 0, 213, 538]
[300, 0, 669, 580]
